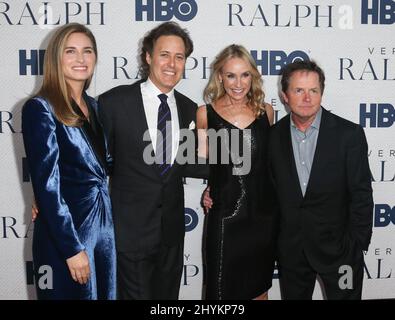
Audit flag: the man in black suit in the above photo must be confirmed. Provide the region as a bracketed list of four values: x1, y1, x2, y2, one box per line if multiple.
[268, 60, 373, 299]
[98, 22, 206, 299]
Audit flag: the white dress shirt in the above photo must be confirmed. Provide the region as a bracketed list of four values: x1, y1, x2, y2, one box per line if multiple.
[140, 78, 180, 164]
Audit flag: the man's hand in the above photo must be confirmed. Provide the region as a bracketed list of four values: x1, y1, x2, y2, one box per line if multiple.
[202, 186, 213, 214]
[66, 251, 90, 285]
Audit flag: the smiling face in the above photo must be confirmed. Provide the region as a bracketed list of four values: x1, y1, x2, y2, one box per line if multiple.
[61, 32, 96, 89]
[219, 57, 252, 103]
[282, 70, 322, 126]
[146, 35, 186, 93]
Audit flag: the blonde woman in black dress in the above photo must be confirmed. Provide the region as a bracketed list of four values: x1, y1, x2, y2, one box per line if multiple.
[197, 44, 278, 300]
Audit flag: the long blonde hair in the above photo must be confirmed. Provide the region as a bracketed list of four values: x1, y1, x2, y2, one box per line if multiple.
[204, 44, 265, 116]
[38, 23, 97, 126]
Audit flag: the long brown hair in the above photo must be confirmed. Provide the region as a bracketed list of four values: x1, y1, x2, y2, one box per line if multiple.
[204, 44, 265, 116]
[38, 23, 97, 126]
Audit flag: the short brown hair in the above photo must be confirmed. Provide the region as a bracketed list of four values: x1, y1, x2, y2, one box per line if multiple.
[139, 21, 193, 79]
[280, 60, 325, 94]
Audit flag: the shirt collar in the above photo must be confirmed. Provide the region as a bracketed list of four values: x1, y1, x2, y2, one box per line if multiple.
[290, 106, 322, 131]
[143, 77, 175, 102]
[311, 107, 322, 129]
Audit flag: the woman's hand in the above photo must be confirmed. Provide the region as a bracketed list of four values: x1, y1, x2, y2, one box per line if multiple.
[201, 186, 213, 214]
[66, 251, 90, 285]
[32, 199, 39, 221]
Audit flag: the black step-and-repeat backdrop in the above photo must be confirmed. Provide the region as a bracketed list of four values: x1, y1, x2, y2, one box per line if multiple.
[0, 0, 394, 299]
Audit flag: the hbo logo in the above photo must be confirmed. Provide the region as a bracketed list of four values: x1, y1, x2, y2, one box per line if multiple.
[185, 208, 199, 232]
[250, 50, 310, 76]
[135, 0, 198, 21]
[374, 204, 395, 227]
[359, 103, 394, 128]
[361, 0, 395, 24]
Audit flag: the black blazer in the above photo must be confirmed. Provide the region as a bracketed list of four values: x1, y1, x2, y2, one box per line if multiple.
[98, 80, 207, 253]
[268, 108, 373, 273]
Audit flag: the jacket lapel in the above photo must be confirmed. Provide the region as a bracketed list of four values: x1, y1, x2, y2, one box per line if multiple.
[122, 85, 190, 181]
[123, 81, 163, 180]
[281, 115, 305, 201]
[304, 108, 336, 197]
[164, 90, 185, 179]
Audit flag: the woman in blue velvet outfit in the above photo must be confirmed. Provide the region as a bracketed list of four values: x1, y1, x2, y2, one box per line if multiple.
[22, 23, 116, 300]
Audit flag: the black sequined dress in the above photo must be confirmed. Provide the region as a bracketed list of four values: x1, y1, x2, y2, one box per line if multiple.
[205, 104, 277, 300]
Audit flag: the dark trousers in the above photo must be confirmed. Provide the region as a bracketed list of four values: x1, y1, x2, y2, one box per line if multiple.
[117, 242, 184, 300]
[279, 252, 364, 300]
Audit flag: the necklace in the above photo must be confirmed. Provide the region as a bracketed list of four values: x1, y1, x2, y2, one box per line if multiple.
[227, 107, 240, 126]
[225, 97, 248, 126]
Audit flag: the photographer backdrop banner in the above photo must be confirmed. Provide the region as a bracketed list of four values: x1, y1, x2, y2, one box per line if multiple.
[0, 0, 394, 299]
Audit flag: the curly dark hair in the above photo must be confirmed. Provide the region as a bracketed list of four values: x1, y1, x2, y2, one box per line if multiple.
[139, 21, 193, 79]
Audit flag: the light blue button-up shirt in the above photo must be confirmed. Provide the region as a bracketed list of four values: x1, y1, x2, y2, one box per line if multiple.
[290, 107, 322, 196]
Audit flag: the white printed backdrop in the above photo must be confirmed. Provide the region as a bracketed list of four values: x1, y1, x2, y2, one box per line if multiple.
[0, 0, 394, 300]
